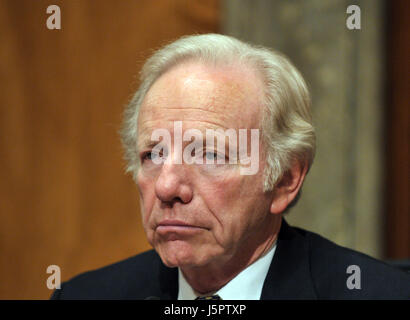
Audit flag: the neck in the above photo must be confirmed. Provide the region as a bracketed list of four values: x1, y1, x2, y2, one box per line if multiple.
[180, 215, 282, 294]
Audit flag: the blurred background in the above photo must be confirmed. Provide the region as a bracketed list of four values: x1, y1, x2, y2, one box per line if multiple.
[0, 0, 408, 299]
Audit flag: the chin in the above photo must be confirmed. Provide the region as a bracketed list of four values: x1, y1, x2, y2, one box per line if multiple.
[156, 240, 203, 268]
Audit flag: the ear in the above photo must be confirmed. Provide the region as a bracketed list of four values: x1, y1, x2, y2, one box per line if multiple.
[270, 159, 309, 215]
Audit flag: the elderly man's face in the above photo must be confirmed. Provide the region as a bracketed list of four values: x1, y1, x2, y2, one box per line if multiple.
[136, 62, 275, 269]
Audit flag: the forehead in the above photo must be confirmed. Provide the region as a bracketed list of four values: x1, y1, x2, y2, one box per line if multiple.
[137, 62, 264, 141]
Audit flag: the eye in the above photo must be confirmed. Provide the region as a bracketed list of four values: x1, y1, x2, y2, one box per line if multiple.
[204, 151, 227, 163]
[141, 151, 159, 162]
[204, 151, 218, 161]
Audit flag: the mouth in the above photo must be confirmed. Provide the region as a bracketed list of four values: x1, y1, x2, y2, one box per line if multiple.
[156, 219, 208, 234]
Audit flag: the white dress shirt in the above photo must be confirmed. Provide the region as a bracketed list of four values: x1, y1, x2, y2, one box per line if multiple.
[177, 243, 276, 300]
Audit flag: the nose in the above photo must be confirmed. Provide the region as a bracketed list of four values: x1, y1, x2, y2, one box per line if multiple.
[155, 161, 193, 205]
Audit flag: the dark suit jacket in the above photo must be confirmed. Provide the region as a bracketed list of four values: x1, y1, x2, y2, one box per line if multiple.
[51, 220, 410, 299]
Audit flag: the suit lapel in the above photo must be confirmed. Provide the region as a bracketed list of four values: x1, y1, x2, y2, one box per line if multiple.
[158, 259, 179, 300]
[261, 219, 317, 299]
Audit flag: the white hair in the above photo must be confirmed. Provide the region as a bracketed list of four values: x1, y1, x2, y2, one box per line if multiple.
[121, 33, 315, 192]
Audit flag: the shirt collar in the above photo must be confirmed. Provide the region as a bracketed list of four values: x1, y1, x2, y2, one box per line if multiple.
[178, 243, 276, 300]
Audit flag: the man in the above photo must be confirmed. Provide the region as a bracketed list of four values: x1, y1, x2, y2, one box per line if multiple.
[52, 34, 410, 300]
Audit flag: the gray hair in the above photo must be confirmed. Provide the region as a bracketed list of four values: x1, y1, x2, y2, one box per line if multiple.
[120, 33, 315, 192]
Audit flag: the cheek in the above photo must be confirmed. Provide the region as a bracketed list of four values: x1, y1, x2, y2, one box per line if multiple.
[137, 172, 157, 225]
[204, 174, 261, 208]
[202, 174, 267, 233]
[200, 177, 245, 233]
[137, 174, 158, 248]
[200, 175, 237, 205]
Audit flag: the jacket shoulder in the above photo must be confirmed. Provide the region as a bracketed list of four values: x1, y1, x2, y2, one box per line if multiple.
[51, 250, 162, 299]
[299, 227, 410, 299]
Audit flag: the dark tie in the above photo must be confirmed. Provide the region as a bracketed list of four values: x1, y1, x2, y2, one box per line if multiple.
[195, 295, 222, 300]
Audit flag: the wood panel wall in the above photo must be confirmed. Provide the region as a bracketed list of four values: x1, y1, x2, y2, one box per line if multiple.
[0, 0, 219, 299]
[385, 0, 410, 259]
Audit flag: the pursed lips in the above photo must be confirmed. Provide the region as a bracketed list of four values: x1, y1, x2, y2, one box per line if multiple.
[156, 219, 209, 233]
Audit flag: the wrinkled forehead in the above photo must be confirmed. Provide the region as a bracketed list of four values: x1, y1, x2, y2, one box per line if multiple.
[137, 62, 264, 135]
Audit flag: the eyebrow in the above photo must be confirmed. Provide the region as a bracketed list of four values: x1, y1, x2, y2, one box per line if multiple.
[137, 133, 238, 154]
[137, 137, 162, 151]
[136, 121, 240, 151]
